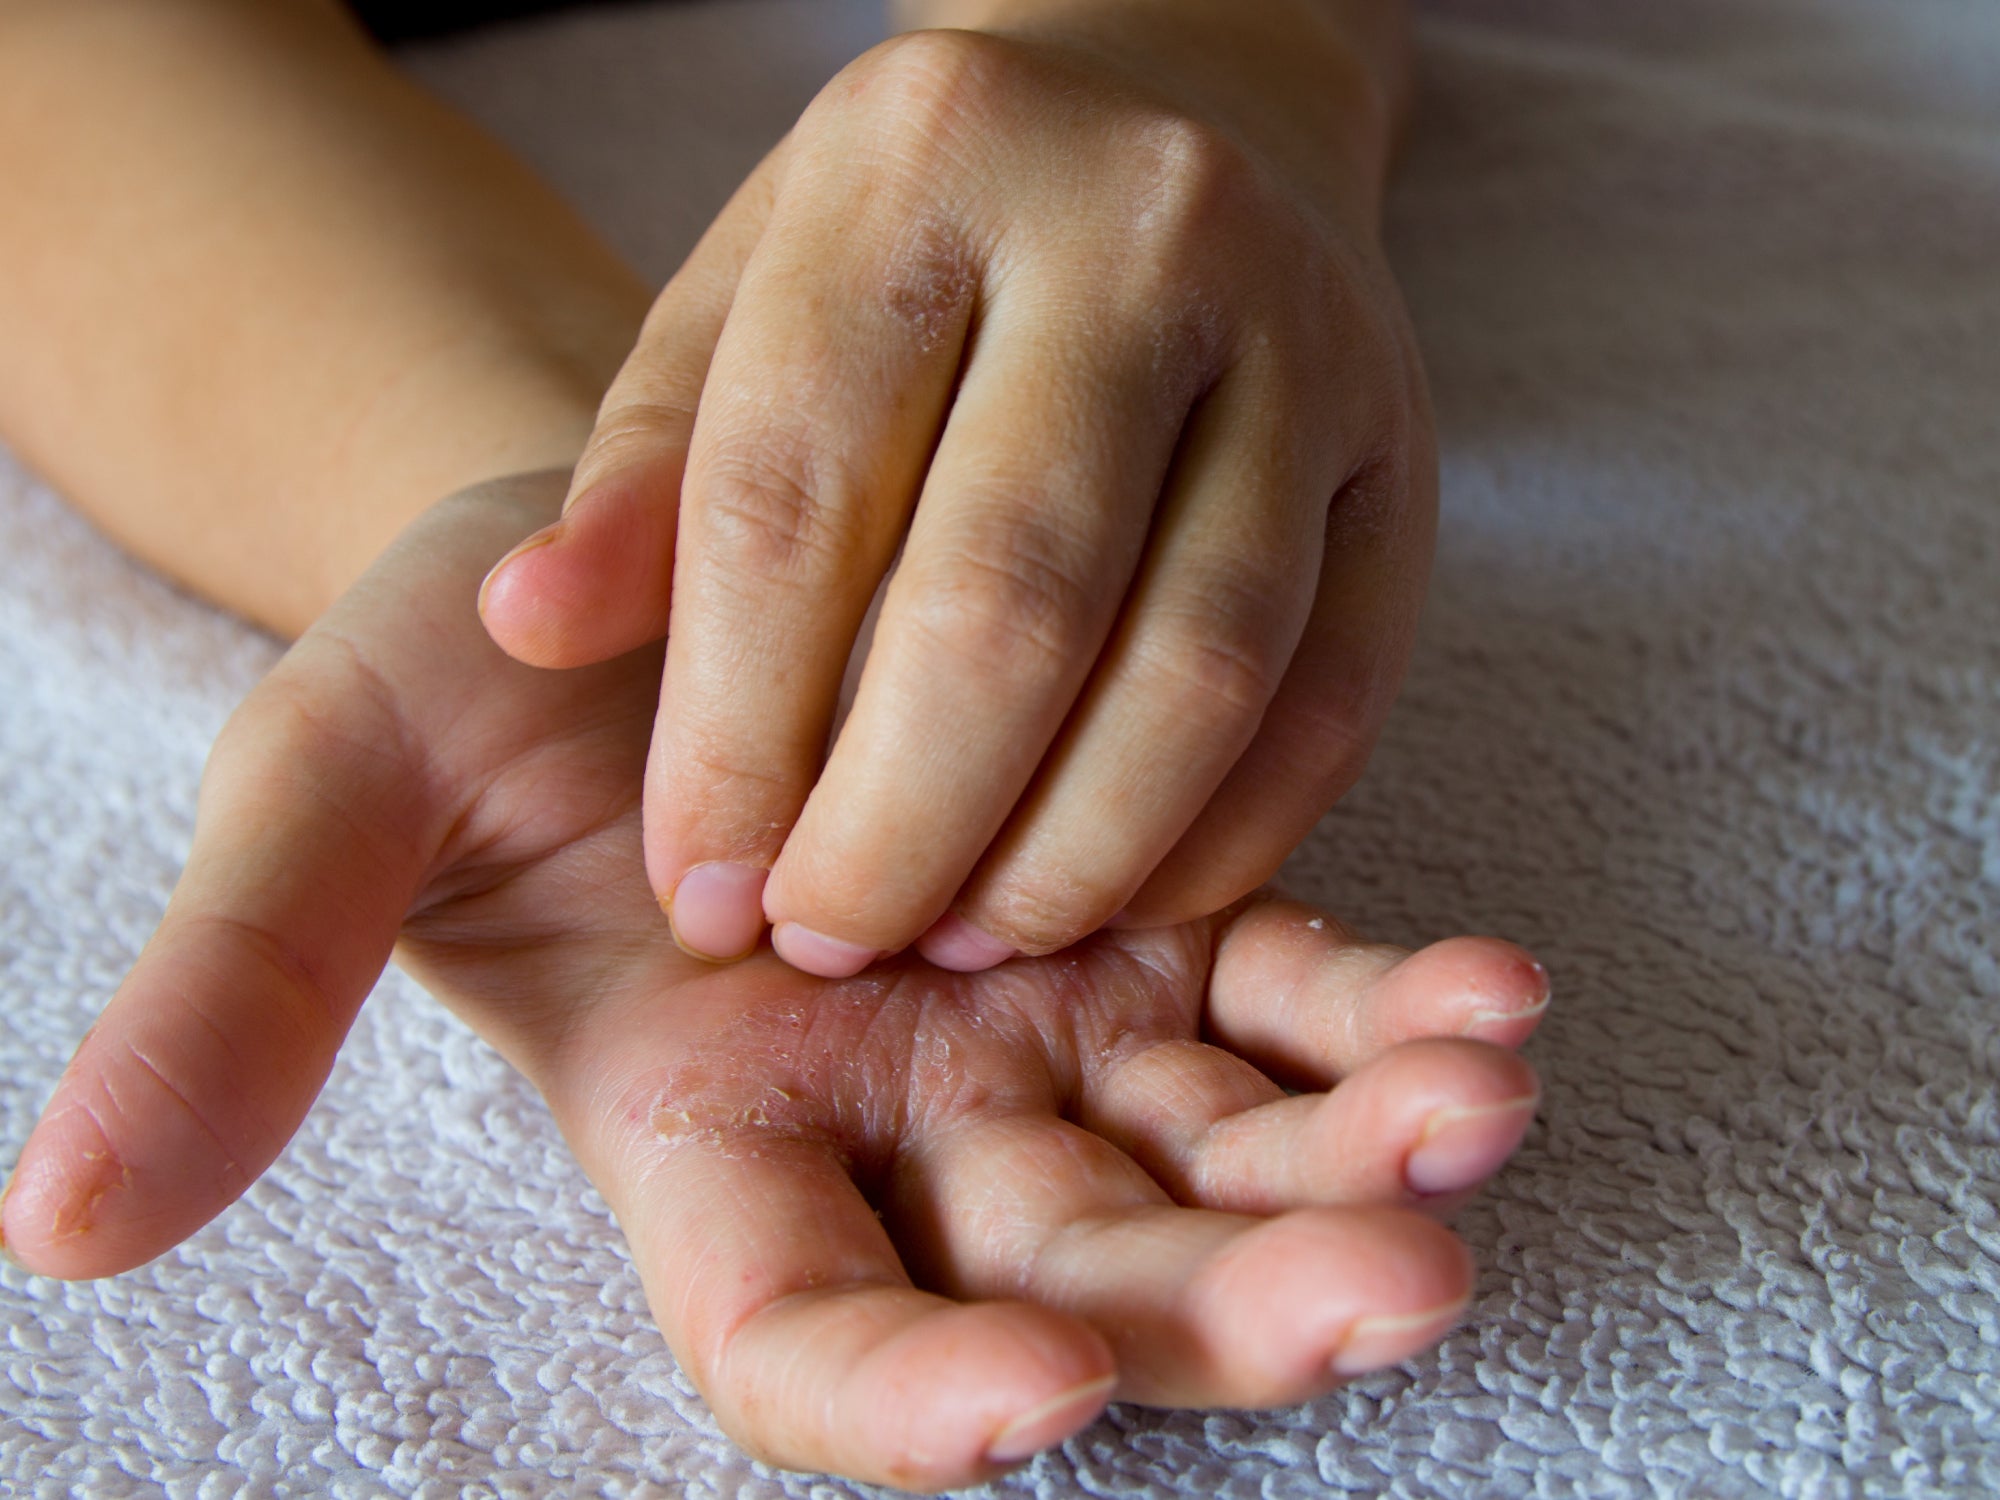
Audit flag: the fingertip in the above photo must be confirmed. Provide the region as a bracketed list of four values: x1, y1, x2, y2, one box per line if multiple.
[863, 1302, 1115, 1484]
[0, 1121, 146, 1280]
[1388, 937, 1550, 1042]
[480, 466, 681, 666]
[1195, 1207, 1473, 1398]
[1467, 947, 1553, 1034]
[1402, 1089, 1541, 1198]
[983, 1372, 1117, 1465]
[915, 912, 1015, 973]
[1329, 1294, 1473, 1377]
[476, 522, 578, 666]
[665, 861, 770, 962]
[477, 521, 560, 609]
[770, 923, 880, 979]
[717, 1289, 1116, 1489]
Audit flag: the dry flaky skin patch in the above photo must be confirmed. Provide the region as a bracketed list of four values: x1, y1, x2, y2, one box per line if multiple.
[880, 214, 977, 356]
[8, 1090, 153, 1255]
[630, 929, 1208, 1200]
[46, 1149, 136, 1241]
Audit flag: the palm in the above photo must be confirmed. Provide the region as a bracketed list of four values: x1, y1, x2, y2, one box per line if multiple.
[5, 478, 1549, 1490]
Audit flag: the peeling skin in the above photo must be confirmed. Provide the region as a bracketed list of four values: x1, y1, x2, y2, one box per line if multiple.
[880, 216, 976, 355]
[48, 1197, 93, 1241]
[19, 1129, 138, 1248]
[630, 936, 1206, 1198]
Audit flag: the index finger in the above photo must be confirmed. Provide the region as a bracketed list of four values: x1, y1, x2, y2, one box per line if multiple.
[641, 155, 983, 966]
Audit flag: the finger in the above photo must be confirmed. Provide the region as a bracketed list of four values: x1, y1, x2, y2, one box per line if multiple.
[476, 144, 784, 668]
[0, 644, 437, 1278]
[1119, 430, 1439, 927]
[1080, 1035, 1539, 1215]
[893, 1112, 1474, 1409]
[763, 291, 1206, 971]
[580, 1101, 1114, 1488]
[1197, 898, 1551, 1089]
[939, 364, 1324, 960]
[644, 160, 984, 967]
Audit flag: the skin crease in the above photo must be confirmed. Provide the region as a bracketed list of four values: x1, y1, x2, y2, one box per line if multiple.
[4, 480, 1549, 1488]
[475, 0, 1438, 980]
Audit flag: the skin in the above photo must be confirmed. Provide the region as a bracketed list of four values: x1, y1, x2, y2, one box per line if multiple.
[0, 2, 1550, 1482]
[475, 0, 1436, 978]
[2, 478, 1549, 1488]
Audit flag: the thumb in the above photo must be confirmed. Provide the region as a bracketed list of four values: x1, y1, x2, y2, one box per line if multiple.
[478, 143, 784, 668]
[1, 641, 438, 1278]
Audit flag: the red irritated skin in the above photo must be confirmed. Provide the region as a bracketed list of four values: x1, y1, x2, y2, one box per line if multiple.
[7, 478, 1548, 1492]
[478, 0, 1435, 981]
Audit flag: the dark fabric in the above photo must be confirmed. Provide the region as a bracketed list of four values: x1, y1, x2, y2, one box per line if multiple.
[348, 0, 651, 42]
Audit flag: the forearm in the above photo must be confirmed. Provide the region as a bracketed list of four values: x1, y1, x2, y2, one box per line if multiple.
[892, 0, 1410, 233]
[0, 0, 648, 634]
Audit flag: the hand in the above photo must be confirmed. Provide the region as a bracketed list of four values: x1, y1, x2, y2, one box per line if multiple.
[2, 477, 1545, 1489]
[477, 19, 1436, 977]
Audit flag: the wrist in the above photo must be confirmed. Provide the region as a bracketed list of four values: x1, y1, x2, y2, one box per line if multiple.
[893, 0, 1408, 235]
[307, 332, 615, 634]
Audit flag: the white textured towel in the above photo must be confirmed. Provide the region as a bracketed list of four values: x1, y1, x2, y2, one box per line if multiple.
[4, 0, 1997, 1495]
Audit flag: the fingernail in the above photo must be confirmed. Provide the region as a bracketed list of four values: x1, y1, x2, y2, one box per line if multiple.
[1458, 964, 1553, 1035]
[476, 524, 562, 616]
[984, 1374, 1116, 1465]
[916, 913, 1015, 973]
[1329, 1297, 1471, 1377]
[1403, 1094, 1540, 1196]
[770, 923, 879, 979]
[666, 862, 769, 962]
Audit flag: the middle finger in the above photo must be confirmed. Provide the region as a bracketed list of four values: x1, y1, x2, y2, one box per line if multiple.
[760, 278, 1206, 973]
[647, 159, 979, 962]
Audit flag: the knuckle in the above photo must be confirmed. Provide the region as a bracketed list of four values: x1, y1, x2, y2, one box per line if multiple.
[1120, 115, 1273, 272]
[588, 398, 697, 461]
[845, 27, 1009, 142]
[1132, 593, 1290, 726]
[1274, 686, 1376, 790]
[1269, 241, 1408, 411]
[691, 439, 865, 585]
[674, 730, 810, 812]
[899, 511, 1097, 684]
[576, 399, 699, 492]
[1105, 118, 1291, 384]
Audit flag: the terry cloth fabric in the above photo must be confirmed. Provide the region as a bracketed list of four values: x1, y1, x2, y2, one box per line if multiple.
[3, 0, 1997, 1494]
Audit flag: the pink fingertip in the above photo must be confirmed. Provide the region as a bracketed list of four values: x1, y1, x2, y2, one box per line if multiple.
[1403, 1095, 1539, 1196]
[770, 923, 879, 979]
[1457, 957, 1553, 1036]
[915, 913, 1015, 973]
[667, 862, 769, 962]
[476, 524, 562, 618]
[984, 1374, 1117, 1465]
[1329, 1297, 1471, 1377]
